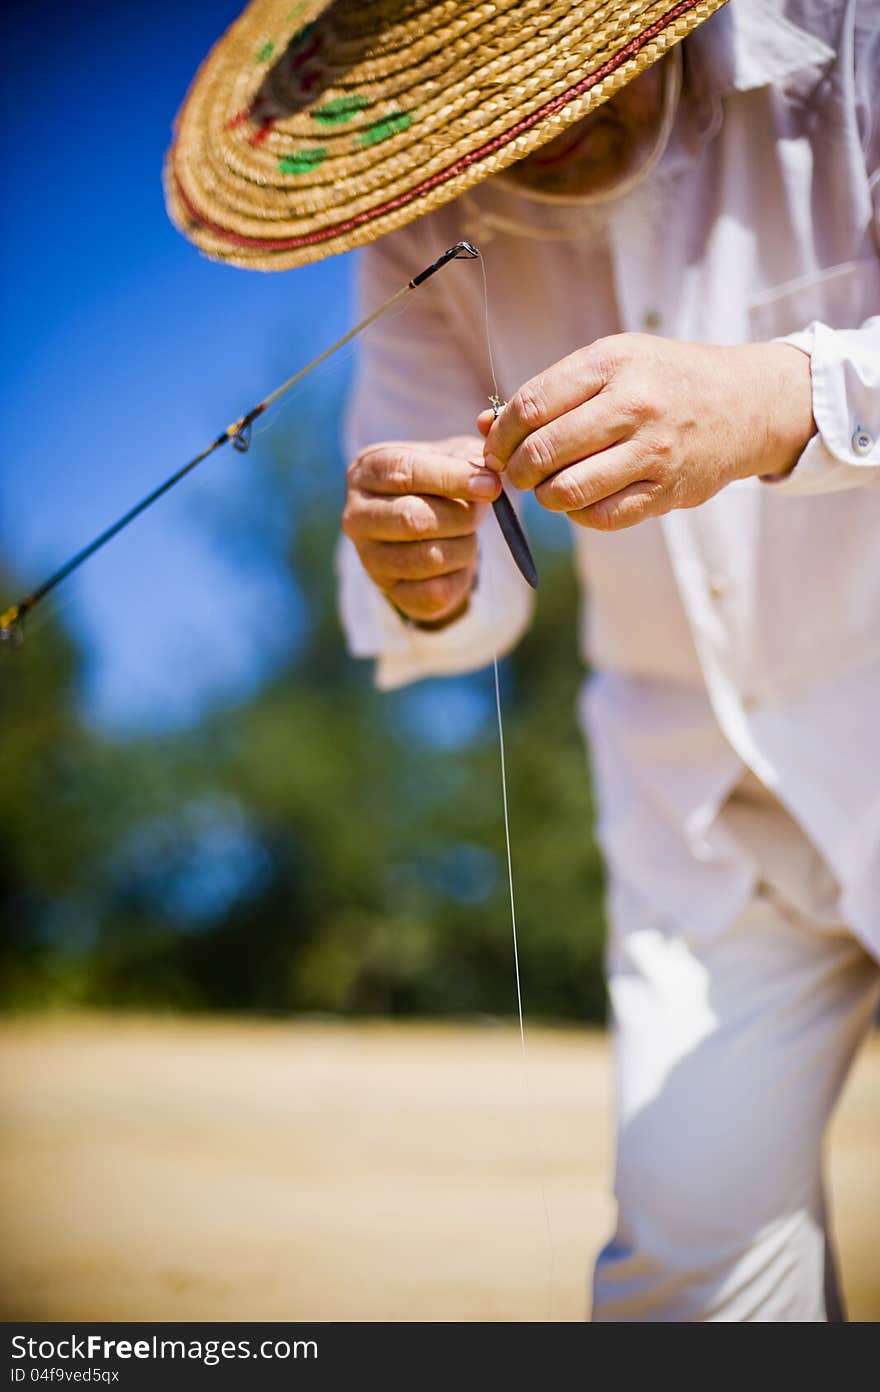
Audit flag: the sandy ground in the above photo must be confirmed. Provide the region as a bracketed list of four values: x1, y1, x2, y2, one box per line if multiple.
[0, 1015, 877, 1322]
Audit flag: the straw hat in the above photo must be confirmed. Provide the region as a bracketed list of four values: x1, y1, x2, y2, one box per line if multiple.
[166, 0, 728, 271]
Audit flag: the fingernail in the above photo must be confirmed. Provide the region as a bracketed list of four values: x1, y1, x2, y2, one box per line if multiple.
[482, 452, 504, 473]
[469, 472, 500, 498]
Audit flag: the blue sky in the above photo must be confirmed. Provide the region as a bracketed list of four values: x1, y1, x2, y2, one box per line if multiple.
[0, 0, 356, 731]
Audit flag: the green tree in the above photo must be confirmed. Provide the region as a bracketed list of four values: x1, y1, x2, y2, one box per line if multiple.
[0, 428, 608, 1021]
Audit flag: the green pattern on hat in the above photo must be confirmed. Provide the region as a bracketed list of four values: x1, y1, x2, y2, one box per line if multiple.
[279, 148, 327, 174]
[312, 95, 370, 125]
[358, 112, 412, 147]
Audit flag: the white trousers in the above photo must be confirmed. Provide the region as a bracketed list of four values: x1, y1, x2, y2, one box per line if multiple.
[592, 877, 880, 1321]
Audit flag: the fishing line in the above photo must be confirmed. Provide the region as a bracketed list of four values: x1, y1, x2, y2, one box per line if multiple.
[487, 570, 557, 1324]
[476, 248, 557, 1321]
[477, 252, 502, 416]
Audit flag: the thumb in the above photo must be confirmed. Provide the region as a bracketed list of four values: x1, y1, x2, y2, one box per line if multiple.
[476, 408, 495, 438]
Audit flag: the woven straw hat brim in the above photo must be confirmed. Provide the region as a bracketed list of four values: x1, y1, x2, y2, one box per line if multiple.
[166, 0, 728, 271]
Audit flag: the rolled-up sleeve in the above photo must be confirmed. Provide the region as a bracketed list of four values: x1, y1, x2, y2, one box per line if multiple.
[337, 224, 534, 688]
[765, 314, 880, 495]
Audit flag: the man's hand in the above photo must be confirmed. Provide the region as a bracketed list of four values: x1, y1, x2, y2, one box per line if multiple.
[480, 335, 815, 531]
[343, 436, 501, 626]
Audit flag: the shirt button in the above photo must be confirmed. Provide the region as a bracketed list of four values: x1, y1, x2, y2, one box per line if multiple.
[707, 574, 726, 599]
[643, 309, 662, 331]
[852, 427, 873, 456]
[742, 692, 759, 712]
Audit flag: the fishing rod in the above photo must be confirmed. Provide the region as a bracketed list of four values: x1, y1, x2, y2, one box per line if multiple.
[0, 242, 537, 647]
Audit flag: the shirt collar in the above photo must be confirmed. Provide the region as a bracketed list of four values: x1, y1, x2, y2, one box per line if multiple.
[687, 0, 835, 98]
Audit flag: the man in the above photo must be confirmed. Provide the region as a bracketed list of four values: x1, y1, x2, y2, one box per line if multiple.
[168, 0, 880, 1320]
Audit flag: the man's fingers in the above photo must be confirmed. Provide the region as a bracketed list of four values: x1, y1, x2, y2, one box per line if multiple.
[568, 478, 668, 531]
[533, 441, 645, 514]
[507, 397, 631, 492]
[343, 491, 488, 543]
[476, 409, 495, 438]
[357, 534, 477, 583]
[344, 438, 494, 621]
[351, 442, 500, 501]
[483, 345, 610, 470]
[389, 567, 475, 622]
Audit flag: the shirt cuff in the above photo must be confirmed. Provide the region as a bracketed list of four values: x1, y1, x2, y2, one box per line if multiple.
[762, 320, 880, 496]
[335, 522, 534, 690]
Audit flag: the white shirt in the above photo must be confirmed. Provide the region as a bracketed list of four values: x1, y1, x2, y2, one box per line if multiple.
[337, 0, 880, 960]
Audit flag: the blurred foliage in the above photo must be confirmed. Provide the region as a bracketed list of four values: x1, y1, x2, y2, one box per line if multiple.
[0, 406, 607, 1022]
